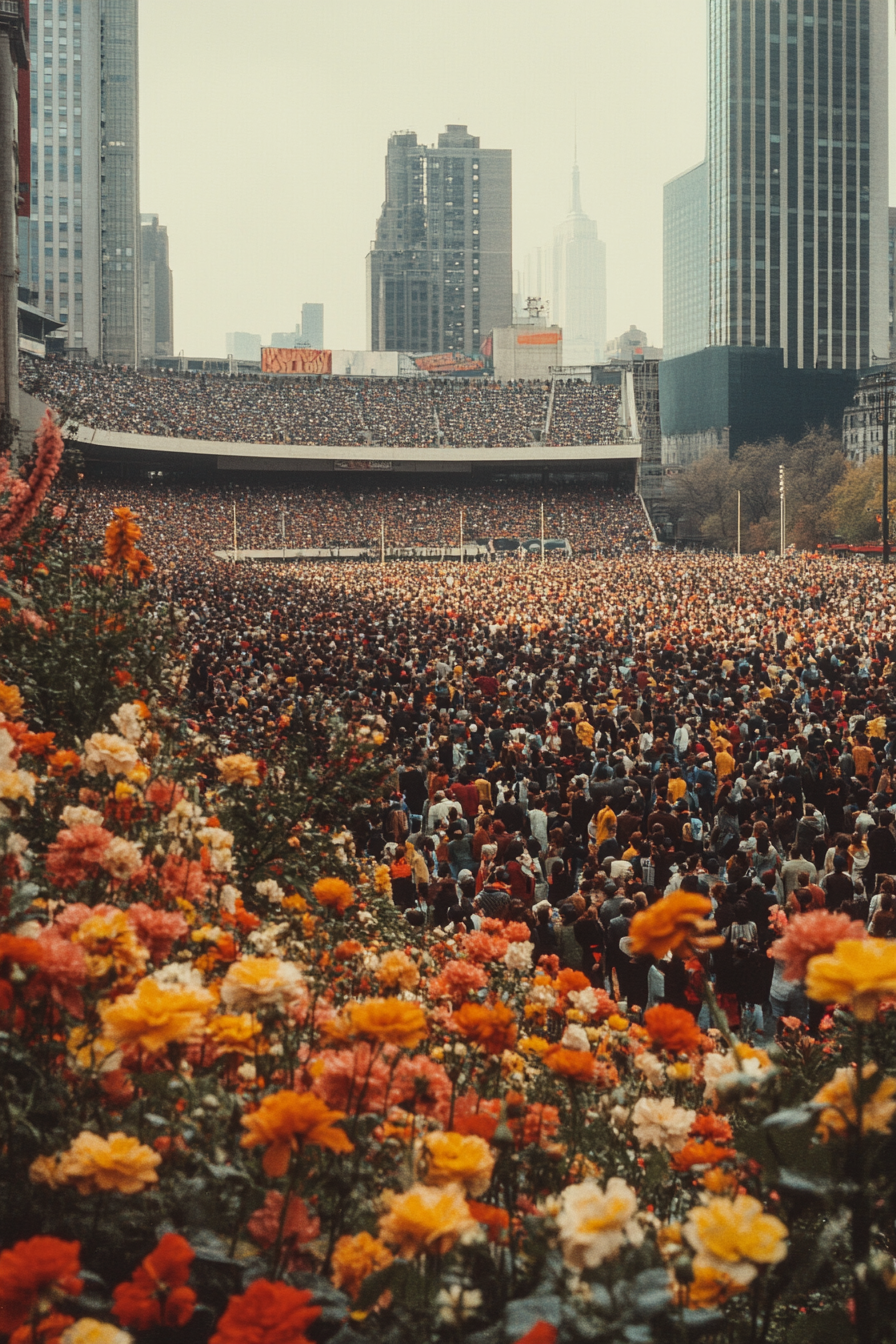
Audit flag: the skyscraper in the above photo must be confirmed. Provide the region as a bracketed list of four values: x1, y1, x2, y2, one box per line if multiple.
[707, 0, 887, 370]
[301, 302, 323, 349]
[663, 162, 708, 360]
[550, 161, 606, 366]
[140, 213, 173, 358]
[661, 0, 888, 462]
[21, 0, 139, 363]
[366, 126, 511, 354]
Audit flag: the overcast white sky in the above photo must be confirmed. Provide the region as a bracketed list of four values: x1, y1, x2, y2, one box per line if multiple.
[139, 0, 896, 359]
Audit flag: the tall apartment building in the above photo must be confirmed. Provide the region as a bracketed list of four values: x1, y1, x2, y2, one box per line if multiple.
[140, 212, 172, 358]
[663, 161, 708, 360]
[21, 0, 139, 363]
[661, 0, 888, 463]
[366, 125, 511, 354]
[551, 162, 606, 366]
[301, 302, 323, 349]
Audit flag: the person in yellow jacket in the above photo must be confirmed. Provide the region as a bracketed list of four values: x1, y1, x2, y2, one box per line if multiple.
[576, 718, 595, 749]
[594, 801, 616, 847]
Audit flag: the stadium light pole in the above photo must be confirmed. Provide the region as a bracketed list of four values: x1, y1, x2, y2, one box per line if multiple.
[870, 356, 894, 566]
[380, 517, 385, 569]
[737, 490, 741, 559]
[540, 501, 545, 564]
[778, 466, 785, 559]
[460, 507, 464, 566]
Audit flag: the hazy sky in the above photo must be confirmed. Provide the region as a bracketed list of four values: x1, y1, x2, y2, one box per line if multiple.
[139, 0, 896, 359]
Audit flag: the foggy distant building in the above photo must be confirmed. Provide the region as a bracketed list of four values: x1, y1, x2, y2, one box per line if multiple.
[301, 302, 323, 348]
[140, 214, 173, 358]
[606, 326, 663, 362]
[366, 125, 511, 353]
[225, 331, 260, 361]
[663, 161, 708, 360]
[551, 162, 606, 366]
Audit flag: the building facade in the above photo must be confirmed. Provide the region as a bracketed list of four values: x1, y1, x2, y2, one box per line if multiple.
[139, 212, 172, 358]
[606, 325, 663, 362]
[889, 205, 896, 360]
[843, 371, 896, 462]
[1, 0, 28, 443]
[301, 302, 323, 349]
[550, 163, 606, 366]
[225, 331, 260, 362]
[20, 0, 140, 363]
[366, 126, 511, 354]
[707, 0, 888, 370]
[663, 161, 708, 360]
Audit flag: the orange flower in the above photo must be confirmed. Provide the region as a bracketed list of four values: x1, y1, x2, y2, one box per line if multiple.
[312, 877, 355, 913]
[112, 1234, 196, 1331]
[628, 892, 723, 959]
[690, 1112, 734, 1144]
[378, 1183, 476, 1258]
[240, 1090, 353, 1176]
[48, 749, 82, 778]
[209, 1279, 321, 1344]
[216, 754, 261, 787]
[543, 1045, 596, 1082]
[450, 1000, 518, 1054]
[423, 1130, 495, 1196]
[467, 1200, 511, 1242]
[104, 507, 142, 572]
[331, 1232, 394, 1301]
[334, 940, 363, 961]
[643, 1004, 702, 1055]
[125, 549, 154, 583]
[56, 1131, 161, 1195]
[0, 1238, 82, 1334]
[670, 1140, 737, 1172]
[100, 978, 215, 1053]
[0, 681, 24, 719]
[328, 998, 429, 1049]
[555, 968, 590, 998]
[9, 1312, 74, 1344]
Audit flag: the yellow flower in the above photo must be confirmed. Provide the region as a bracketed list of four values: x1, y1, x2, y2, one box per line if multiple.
[240, 1089, 353, 1176]
[607, 1014, 630, 1032]
[83, 732, 140, 778]
[313, 877, 355, 913]
[327, 998, 429, 1049]
[220, 955, 306, 1013]
[813, 1063, 896, 1142]
[0, 681, 24, 719]
[74, 910, 148, 980]
[423, 1131, 495, 1197]
[0, 767, 36, 803]
[216, 754, 261, 786]
[58, 1130, 161, 1194]
[100, 978, 215, 1053]
[61, 1320, 133, 1344]
[206, 1012, 264, 1054]
[684, 1195, 788, 1288]
[556, 1178, 644, 1269]
[628, 891, 723, 959]
[375, 949, 420, 992]
[667, 1061, 694, 1082]
[331, 1232, 394, 1301]
[518, 1035, 551, 1055]
[805, 938, 896, 1021]
[378, 1183, 476, 1258]
[676, 1264, 749, 1308]
[501, 1049, 526, 1078]
[67, 1023, 120, 1072]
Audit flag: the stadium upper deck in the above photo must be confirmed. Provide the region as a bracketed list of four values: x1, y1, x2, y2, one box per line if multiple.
[19, 356, 641, 476]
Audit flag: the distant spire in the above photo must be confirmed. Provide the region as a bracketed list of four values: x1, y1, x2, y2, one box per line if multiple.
[570, 98, 582, 214]
[571, 162, 583, 215]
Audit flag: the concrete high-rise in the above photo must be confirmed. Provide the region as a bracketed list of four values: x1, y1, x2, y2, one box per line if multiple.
[21, 0, 140, 364]
[140, 213, 172, 358]
[663, 161, 708, 360]
[550, 162, 606, 366]
[707, 0, 887, 371]
[301, 302, 323, 349]
[366, 125, 511, 354]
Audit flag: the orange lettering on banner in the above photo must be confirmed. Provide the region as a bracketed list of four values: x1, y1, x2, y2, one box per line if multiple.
[515, 332, 561, 346]
[261, 347, 333, 375]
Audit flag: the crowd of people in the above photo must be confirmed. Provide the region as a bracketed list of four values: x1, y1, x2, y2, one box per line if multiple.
[77, 478, 653, 558]
[21, 357, 622, 450]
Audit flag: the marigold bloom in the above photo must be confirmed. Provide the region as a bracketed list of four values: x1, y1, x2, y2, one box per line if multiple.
[670, 1140, 738, 1172]
[427, 959, 488, 1005]
[312, 876, 355, 913]
[771, 909, 867, 983]
[0, 681, 24, 719]
[555, 968, 591, 998]
[450, 1000, 517, 1054]
[209, 1279, 321, 1344]
[556, 1178, 643, 1270]
[331, 1232, 394, 1301]
[690, 1112, 734, 1144]
[334, 939, 363, 961]
[216, 754, 261, 787]
[643, 1004, 702, 1055]
[813, 1063, 896, 1142]
[59, 1131, 161, 1195]
[73, 908, 148, 980]
[330, 997, 429, 1049]
[543, 1044, 596, 1082]
[126, 904, 189, 964]
[423, 1131, 495, 1196]
[206, 1012, 263, 1054]
[805, 937, 896, 1021]
[378, 1182, 476, 1258]
[100, 978, 215, 1054]
[628, 892, 723, 959]
[461, 930, 509, 964]
[241, 1090, 353, 1176]
[48, 749, 82, 778]
[684, 1195, 788, 1288]
[0, 1238, 82, 1334]
[518, 1034, 551, 1055]
[375, 949, 420, 991]
[675, 1264, 748, 1309]
[390, 1053, 452, 1119]
[112, 1234, 195, 1331]
[220, 955, 306, 1013]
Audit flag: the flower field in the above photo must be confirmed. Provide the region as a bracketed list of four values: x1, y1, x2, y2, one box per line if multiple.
[1, 445, 896, 1344]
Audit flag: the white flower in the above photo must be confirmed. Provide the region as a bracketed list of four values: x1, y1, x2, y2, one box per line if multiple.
[219, 884, 239, 915]
[634, 1050, 667, 1090]
[4, 831, 29, 855]
[98, 836, 143, 881]
[111, 701, 147, 744]
[61, 805, 104, 828]
[255, 878, 285, 905]
[527, 982, 556, 1008]
[151, 962, 206, 991]
[503, 941, 534, 972]
[220, 955, 306, 1013]
[556, 1178, 645, 1270]
[631, 1096, 696, 1154]
[61, 1318, 133, 1344]
[248, 923, 289, 955]
[436, 1285, 483, 1324]
[702, 1048, 772, 1102]
[568, 986, 601, 1016]
[83, 732, 139, 778]
[164, 799, 199, 835]
[237, 1061, 257, 1082]
[0, 727, 17, 773]
[196, 826, 234, 873]
[561, 1023, 592, 1052]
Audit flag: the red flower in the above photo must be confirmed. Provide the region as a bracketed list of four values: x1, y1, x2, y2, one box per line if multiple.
[209, 1279, 321, 1344]
[112, 1233, 196, 1331]
[0, 1238, 82, 1334]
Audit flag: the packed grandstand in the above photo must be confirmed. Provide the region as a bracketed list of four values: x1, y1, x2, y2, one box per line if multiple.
[20, 355, 622, 449]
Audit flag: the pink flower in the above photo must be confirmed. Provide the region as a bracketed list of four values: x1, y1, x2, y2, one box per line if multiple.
[389, 1054, 452, 1121]
[158, 854, 210, 905]
[771, 909, 868, 982]
[126, 903, 189, 963]
[312, 1042, 395, 1114]
[460, 931, 509, 964]
[45, 825, 114, 888]
[53, 903, 93, 937]
[246, 1191, 320, 1271]
[426, 960, 489, 1005]
[0, 410, 64, 546]
[29, 929, 88, 1016]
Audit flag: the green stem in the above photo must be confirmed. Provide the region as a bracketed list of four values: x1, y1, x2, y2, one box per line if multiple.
[850, 1019, 873, 1342]
[272, 1147, 302, 1279]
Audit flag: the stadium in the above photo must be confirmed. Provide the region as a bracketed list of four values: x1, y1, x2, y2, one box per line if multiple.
[19, 356, 655, 562]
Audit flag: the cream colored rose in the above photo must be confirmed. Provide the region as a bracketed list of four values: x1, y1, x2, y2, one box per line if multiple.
[83, 732, 139, 778]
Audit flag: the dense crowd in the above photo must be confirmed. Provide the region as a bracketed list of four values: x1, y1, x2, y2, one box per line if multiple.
[21, 356, 622, 449]
[77, 479, 653, 558]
